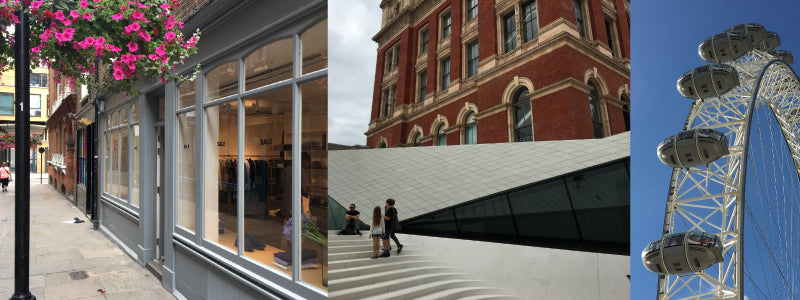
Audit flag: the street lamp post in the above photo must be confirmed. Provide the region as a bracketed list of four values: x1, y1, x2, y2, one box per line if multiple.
[10, 5, 36, 300]
[38, 147, 44, 185]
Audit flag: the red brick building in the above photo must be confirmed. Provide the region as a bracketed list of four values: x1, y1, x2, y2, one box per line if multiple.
[366, 0, 630, 147]
[45, 72, 80, 197]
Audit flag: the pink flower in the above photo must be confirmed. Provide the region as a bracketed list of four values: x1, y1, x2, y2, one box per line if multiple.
[155, 44, 166, 56]
[159, 3, 170, 10]
[112, 13, 123, 20]
[31, 0, 43, 9]
[126, 42, 138, 52]
[78, 36, 94, 49]
[148, 54, 158, 60]
[121, 53, 138, 63]
[93, 37, 106, 56]
[79, 0, 88, 8]
[106, 44, 122, 53]
[113, 68, 124, 80]
[164, 32, 175, 42]
[138, 31, 151, 42]
[131, 11, 145, 21]
[39, 30, 50, 43]
[124, 22, 140, 34]
[82, 12, 92, 21]
[31, 46, 39, 53]
[70, 10, 80, 19]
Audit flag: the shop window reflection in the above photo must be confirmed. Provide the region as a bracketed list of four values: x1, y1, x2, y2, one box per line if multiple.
[131, 125, 139, 207]
[120, 127, 129, 200]
[301, 18, 327, 74]
[245, 38, 293, 91]
[177, 112, 196, 231]
[300, 79, 327, 290]
[207, 61, 239, 102]
[104, 132, 110, 193]
[178, 80, 196, 109]
[204, 100, 239, 253]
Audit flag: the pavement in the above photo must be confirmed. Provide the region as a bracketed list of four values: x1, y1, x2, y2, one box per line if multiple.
[0, 173, 175, 300]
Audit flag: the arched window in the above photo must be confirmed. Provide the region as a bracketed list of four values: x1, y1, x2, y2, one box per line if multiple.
[621, 94, 630, 131]
[377, 141, 387, 148]
[436, 123, 447, 146]
[588, 82, 603, 138]
[513, 88, 532, 142]
[412, 132, 421, 147]
[464, 111, 477, 144]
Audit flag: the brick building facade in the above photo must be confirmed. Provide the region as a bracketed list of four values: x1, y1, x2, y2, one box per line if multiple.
[46, 92, 77, 196]
[366, 0, 630, 147]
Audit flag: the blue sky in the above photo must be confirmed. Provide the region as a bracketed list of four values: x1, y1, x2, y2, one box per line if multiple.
[631, 1, 800, 298]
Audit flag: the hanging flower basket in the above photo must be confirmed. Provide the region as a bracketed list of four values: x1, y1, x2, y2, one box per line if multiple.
[0, 0, 201, 95]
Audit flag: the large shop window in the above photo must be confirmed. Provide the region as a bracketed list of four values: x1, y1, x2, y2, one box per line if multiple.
[190, 18, 328, 292]
[103, 103, 140, 208]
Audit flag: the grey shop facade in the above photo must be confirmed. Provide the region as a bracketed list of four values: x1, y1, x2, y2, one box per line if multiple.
[72, 1, 329, 299]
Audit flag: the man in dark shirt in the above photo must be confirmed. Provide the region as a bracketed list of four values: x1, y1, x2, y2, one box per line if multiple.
[380, 198, 403, 257]
[338, 204, 361, 235]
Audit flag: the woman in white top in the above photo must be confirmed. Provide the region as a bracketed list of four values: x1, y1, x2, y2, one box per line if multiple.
[369, 206, 383, 259]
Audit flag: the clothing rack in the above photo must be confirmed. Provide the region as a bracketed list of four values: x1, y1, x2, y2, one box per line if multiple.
[218, 155, 280, 158]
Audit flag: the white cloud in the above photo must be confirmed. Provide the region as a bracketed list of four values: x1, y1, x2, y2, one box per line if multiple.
[329, 0, 380, 146]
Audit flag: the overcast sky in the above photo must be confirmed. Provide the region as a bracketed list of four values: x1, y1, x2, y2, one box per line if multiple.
[328, 0, 381, 146]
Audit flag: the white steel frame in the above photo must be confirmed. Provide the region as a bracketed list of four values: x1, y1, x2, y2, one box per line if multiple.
[658, 49, 800, 300]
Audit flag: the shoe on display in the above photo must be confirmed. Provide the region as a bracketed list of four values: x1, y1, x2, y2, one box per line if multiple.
[234, 235, 255, 252]
[246, 234, 266, 250]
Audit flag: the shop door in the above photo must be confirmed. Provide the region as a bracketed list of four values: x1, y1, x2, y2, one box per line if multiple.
[154, 125, 165, 262]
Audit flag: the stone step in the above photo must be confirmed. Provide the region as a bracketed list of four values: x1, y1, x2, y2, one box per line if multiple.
[329, 265, 460, 291]
[358, 279, 485, 300]
[328, 260, 436, 280]
[414, 287, 515, 300]
[457, 295, 522, 300]
[329, 243, 414, 254]
[329, 239, 374, 247]
[329, 254, 434, 270]
[328, 273, 475, 300]
[329, 249, 420, 261]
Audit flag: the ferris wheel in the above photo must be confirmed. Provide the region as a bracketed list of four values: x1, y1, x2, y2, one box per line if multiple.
[641, 23, 800, 299]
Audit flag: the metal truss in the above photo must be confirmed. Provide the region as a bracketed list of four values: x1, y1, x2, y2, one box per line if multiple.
[657, 50, 800, 300]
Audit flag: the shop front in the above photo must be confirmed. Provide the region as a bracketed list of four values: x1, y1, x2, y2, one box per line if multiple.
[95, 1, 328, 298]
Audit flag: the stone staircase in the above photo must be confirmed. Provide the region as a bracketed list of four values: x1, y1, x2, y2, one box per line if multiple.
[328, 232, 519, 300]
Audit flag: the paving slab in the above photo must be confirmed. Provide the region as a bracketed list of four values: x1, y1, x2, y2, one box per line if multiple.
[0, 174, 175, 299]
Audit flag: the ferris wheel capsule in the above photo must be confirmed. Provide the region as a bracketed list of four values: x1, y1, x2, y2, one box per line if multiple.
[676, 64, 740, 99]
[657, 128, 729, 168]
[726, 23, 766, 47]
[698, 31, 753, 63]
[756, 31, 780, 52]
[769, 50, 793, 64]
[642, 231, 724, 275]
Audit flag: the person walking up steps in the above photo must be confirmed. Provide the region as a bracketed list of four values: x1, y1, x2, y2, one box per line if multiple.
[0, 162, 11, 192]
[369, 206, 383, 259]
[379, 198, 403, 257]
